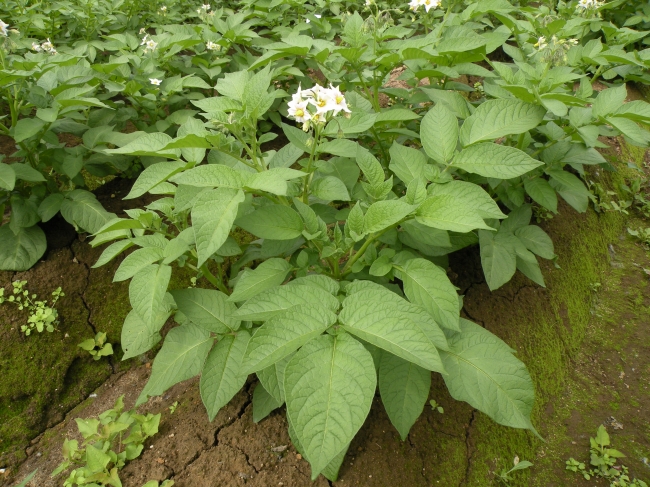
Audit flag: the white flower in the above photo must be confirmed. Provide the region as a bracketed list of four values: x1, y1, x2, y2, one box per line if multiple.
[201, 4, 210, 10]
[41, 38, 56, 54]
[534, 36, 547, 49]
[32, 42, 42, 52]
[160, 5, 167, 11]
[315, 14, 321, 18]
[306, 18, 310, 23]
[150, 78, 162, 85]
[141, 34, 149, 45]
[287, 83, 350, 129]
[197, 9, 202, 14]
[0, 19, 8, 37]
[327, 84, 351, 115]
[288, 99, 311, 123]
[206, 40, 219, 51]
[139, 28, 147, 35]
[144, 39, 157, 53]
[577, 0, 602, 9]
[409, 0, 440, 12]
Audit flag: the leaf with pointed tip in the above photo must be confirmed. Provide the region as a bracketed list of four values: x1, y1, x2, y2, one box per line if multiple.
[364, 200, 416, 234]
[192, 188, 244, 267]
[400, 258, 460, 332]
[200, 331, 250, 421]
[514, 226, 555, 259]
[253, 382, 282, 423]
[428, 181, 506, 219]
[121, 307, 170, 360]
[171, 288, 240, 333]
[421, 103, 458, 164]
[479, 230, 517, 291]
[129, 264, 172, 326]
[416, 195, 491, 233]
[137, 324, 214, 405]
[288, 420, 350, 482]
[114, 247, 164, 282]
[242, 305, 337, 374]
[339, 289, 446, 372]
[170, 164, 248, 188]
[229, 258, 293, 302]
[439, 319, 538, 434]
[452, 143, 543, 179]
[379, 352, 431, 440]
[125, 161, 186, 199]
[237, 205, 304, 240]
[0, 225, 46, 271]
[93, 240, 133, 268]
[256, 353, 293, 404]
[284, 333, 375, 479]
[234, 283, 340, 321]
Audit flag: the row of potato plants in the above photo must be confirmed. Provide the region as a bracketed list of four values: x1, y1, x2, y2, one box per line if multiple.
[1, 0, 650, 481]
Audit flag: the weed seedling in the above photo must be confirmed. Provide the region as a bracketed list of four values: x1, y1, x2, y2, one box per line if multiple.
[0, 281, 64, 335]
[497, 456, 533, 485]
[78, 332, 114, 360]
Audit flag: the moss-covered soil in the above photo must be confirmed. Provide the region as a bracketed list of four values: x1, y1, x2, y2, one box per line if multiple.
[2, 142, 650, 487]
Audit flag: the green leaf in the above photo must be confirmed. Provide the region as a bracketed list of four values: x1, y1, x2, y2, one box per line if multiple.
[114, 247, 164, 282]
[0, 225, 46, 271]
[311, 176, 350, 202]
[400, 258, 460, 332]
[0, 163, 16, 190]
[355, 146, 384, 187]
[428, 181, 506, 219]
[459, 99, 546, 146]
[242, 305, 337, 373]
[421, 103, 458, 164]
[256, 353, 292, 404]
[93, 240, 133, 268]
[416, 195, 491, 233]
[523, 178, 558, 213]
[339, 289, 446, 372]
[284, 333, 376, 478]
[252, 382, 282, 423]
[170, 164, 248, 189]
[592, 84, 627, 119]
[388, 143, 426, 184]
[452, 143, 543, 179]
[171, 288, 240, 333]
[439, 319, 537, 433]
[200, 330, 250, 421]
[137, 324, 213, 405]
[105, 132, 179, 157]
[234, 283, 340, 321]
[516, 247, 545, 287]
[129, 264, 172, 326]
[547, 169, 590, 213]
[236, 204, 304, 240]
[121, 308, 169, 360]
[192, 188, 245, 267]
[379, 352, 431, 440]
[125, 161, 186, 199]
[85, 444, 112, 472]
[11, 163, 46, 182]
[37, 193, 64, 222]
[60, 190, 115, 234]
[229, 258, 293, 302]
[514, 226, 555, 259]
[479, 229, 518, 291]
[13, 118, 46, 143]
[287, 421, 349, 482]
[364, 200, 415, 234]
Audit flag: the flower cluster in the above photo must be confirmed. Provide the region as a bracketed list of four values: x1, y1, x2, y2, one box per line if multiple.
[160, 5, 167, 12]
[206, 40, 221, 51]
[150, 78, 162, 86]
[31, 38, 57, 54]
[534, 35, 579, 66]
[141, 34, 157, 53]
[577, 0, 603, 10]
[408, 0, 441, 13]
[0, 19, 8, 37]
[197, 4, 214, 16]
[287, 84, 351, 131]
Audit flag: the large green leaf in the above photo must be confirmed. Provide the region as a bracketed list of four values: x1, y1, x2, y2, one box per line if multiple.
[236, 205, 304, 240]
[192, 188, 244, 267]
[121, 307, 170, 360]
[242, 305, 337, 374]
[0, 225, 46, 271]
[171, 288, 240, 333]
[13, 118, 45, 143]
[379, 352, 431, 440]
[421, 103, 459, 164]
[256, 353, 293, 404]
[364, 200, 416, 234]
[339, 289, 446, 372]
[0, 163, 16, 190]
[60, 190, 115, 234]
[388, 143, 426, 184]
[479, 229, 517, 291]
[125, 161, 186, 199]
[400, 258, 460, 332]
[452, 143, 543, 179]
[129, 264, 172, 326]
[439, 319, 537, 433]
[592, 84, 627, 119]
[310, 176, 350, 202]
[229, 258, 293, 302]
[234, 283, 340, 321]
[428, 180, 506, 219]
[284, 333, 376, 478]
[547, 168, 590, 213]
[523, 177, 558, 213]
[416, 194, 491, 233]
[137, 324, 214, 405]
[170, 164, 248, 189]
[114, 247, 164, 282]
[200, 330, 250, 421]
[514, 226, 555, 260]
[287, 420, 349, 482]
[459, 99, 546, 146]
[92, 240, 133, 268]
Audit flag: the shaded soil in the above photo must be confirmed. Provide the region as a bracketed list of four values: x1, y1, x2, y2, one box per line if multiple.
[1, 152, 650, 487]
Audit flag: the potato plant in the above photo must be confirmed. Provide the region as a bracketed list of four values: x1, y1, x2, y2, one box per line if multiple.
[1, 0, 650, 481]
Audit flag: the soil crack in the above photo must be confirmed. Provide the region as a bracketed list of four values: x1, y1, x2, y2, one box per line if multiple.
[459, 410, 477, 487]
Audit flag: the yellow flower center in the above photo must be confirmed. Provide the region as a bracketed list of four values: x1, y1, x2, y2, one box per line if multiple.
[295, 109, 304, 117]
[335, 95, 344, 104]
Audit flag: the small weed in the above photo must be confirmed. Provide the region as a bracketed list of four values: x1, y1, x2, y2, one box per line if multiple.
[168, 401, 179, 414]
[627, 227, 650, 249]
[52, 395, 161, 486]
[497, 456, 533, 485]
[566, 425, 648, 487]
[78, 332, 114, 360]
[429, 399, 444, 414]
[0, 281, 64, 335]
